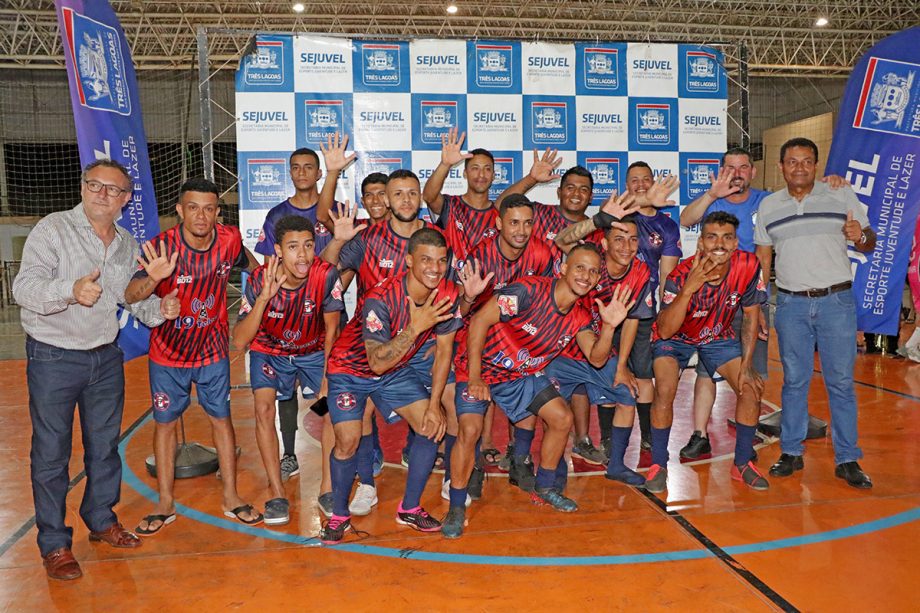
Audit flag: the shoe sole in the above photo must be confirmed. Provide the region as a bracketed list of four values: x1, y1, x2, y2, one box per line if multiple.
[835, 473, 873, 489]
[734, 476, 770, 491]
[396, 517, 441, 532]
[530, 493, 578, 512]
[280, 469, 300, 483]
[264, 516, 291, 526]
[571, 451, 606, 466]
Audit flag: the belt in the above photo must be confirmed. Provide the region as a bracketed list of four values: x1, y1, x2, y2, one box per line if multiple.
[776, 281, 852, 298]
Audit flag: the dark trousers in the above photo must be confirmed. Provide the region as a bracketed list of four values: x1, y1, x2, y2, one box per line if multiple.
[26, 336, 125, 556]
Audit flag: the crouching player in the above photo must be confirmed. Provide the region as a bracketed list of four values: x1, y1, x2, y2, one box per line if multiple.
[320, 228, 462, 544]
[646, 212, 768, 494]
[447, 245, 632, 538]
[232, 216, 344, 526]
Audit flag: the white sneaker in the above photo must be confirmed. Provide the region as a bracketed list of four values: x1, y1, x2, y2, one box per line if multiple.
[908, 346, 920, 364]
[348, 484, 378, 516]
[440, 479, 472, 508]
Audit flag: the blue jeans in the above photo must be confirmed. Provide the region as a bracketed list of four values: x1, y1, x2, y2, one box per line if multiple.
[26, 337, 125, 556]
[774, 289, 862, 464]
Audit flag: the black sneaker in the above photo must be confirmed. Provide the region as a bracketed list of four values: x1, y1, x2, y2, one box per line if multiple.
[571, 437, 607, 465]
[280, 454, 300, 482]
[498, 443, 514, 472]
[441, 506, 467, 539]
[396, 505, 442, 532]
[532, 488, 578, 512]
[319, 516, 352, 544]
[467, 466, 485, 500]
[599, 439, 612, 463]
[508, 455, 536, 492]
[680, 431, 712, 460]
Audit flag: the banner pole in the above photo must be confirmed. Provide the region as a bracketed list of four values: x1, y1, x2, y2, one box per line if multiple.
[197, 26, 214, 182]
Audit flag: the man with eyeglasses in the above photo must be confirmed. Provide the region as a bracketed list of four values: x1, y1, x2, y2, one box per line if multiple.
[13, 160, 180, 580]
[755, 137, 876, 489]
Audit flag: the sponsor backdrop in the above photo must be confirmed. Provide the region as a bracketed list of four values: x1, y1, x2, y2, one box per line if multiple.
[235, 35, 727, 255]
[827, 27, 920, 335]
[57, 0, 160, 360]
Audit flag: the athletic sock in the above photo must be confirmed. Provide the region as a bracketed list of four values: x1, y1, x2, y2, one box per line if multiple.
[372, 415, 383, 457]
[734, 423, 757, 466]
[535, 465, 555, 490]
[449, 486, 468, 510]
[356, 434, 375, 487]
[598, 405, 615, 447]
[553, 455, 568, 491]
[606, 426, 633, 474]
[278, 397, 299, 456]
[403, 427, 416, 457]
[330, 451, 357, 517]
[402, 434, 438, 509]
[650, 426, 671, 467]
[513, 427, 535, 460]
[442, 434, 457, 482]
[636, 402, 652, 442]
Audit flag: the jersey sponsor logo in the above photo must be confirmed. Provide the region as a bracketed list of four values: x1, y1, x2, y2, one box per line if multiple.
[336, 392, 358, 411]
[853, 57, 920, 138]
[61, 7, 132, 115]
[361, 44, 402, 87]
[662, 290, 677, 305]
[497, 294, 518, 316]
[152, 392, 171, 411]
[691, 309, 709, 318]
[303, 299, 315, 314]
[331, 279, 344, 300]
[261, 363, 276, 378]
[685, 51, 719, 92]
[176, 274, 193, 284]
[378, 258, 394, 269]
[583, 47, 619, 90]
[522, 323, 538, 335]
[475, 44, 514, 88]
[267, 310, 284, 319]
[244, 40, 285, 86]
[636, 104, 671, 145]
[366, 309, 384, 332]
[531, 101, 568, 144]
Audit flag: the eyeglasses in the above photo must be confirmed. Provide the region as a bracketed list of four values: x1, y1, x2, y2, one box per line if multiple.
[83, 179, 131, 197]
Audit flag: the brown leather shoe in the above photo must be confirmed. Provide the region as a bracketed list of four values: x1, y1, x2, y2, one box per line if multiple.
[89, 523, 142, 548]
[43, 547, 82, 581]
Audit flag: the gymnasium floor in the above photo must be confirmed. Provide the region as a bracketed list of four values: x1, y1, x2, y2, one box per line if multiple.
[0, 304, 917, 611]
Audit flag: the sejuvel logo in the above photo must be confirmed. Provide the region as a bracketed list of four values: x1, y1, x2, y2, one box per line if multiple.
[62, 7, 132, 115]
[853, 57, 920, 139]
[637, 104, 671, 145]
[244, 40, 285, 86]
[362, 44, 401, 87]
[685, 50, 719, 92]
[476, 44, 514, 88]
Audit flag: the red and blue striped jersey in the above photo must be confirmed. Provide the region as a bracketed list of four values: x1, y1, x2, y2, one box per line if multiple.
[455, 276, 593, 384]
[654, 250, 765, 346]
[436, 195, 498, 264]
[531, 201, 604, 256]
[238, 259, 345, 356]
[144, 224, 247, 367]
[462, 235, 559, 312]
[327, 272, 463, 377]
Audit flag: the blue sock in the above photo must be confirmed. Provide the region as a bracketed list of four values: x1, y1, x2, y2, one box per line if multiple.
[403, 427, 416, 456]
[356, 434, 375, 486]
[651, 426, 671, 467]
[330, 451, 357, 517]
[606, 426, 632, 475]
[734, 423, 757, 466]
[535, 465, 555, 490]
[449, 486, 468, 509]
[372, 416, 383, 457]
[513, 427, 535, 460]
[553, 455, 568, 491]
[402, 434, 437, 510]
[442, 434, 457, 482]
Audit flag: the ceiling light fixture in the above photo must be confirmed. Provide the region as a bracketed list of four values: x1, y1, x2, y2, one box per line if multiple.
[815, 16, 829, 27]
[447, 4, 458, 14]
[293, 3, 305, 13]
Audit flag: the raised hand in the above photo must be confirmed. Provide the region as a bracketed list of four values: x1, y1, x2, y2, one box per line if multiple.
[160, 288, 180, 320]
[596, 285, 635, 328]
[73, 268, 102, 306]
[328, 200, 368, 242]
[408, 288, 455, 333]
[842, 210, 863, 242]
[706, 166, 739, 200]
[528, 148, 563, 183]
[601, 190, 640, 219]
[441, 127, 473, 167]
[258, 256, 287, 302]
[646, 175, 680, 208]
[458, 258, 495, 302]
[137, 240, 179, 283]
[685, 253, 721, 293]
[320, 132, 356, 174]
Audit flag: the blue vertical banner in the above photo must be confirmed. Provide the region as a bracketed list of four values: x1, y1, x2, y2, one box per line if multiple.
[826, 27, 920, 335]
[56, 0, 160, 360]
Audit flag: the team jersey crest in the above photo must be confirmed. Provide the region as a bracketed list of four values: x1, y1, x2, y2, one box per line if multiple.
[497, 294, 518, 316]
[366, 309, 384, 332]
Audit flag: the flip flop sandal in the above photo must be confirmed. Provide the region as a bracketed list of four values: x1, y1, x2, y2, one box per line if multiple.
[135, 513, 176, 536]
[223, 504, 264, 526]
[480, 448, 502, 467]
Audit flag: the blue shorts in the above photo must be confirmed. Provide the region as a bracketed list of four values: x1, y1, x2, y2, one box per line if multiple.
[544, 356, 636, 407]
[695, 306, 769, 380]
[653, 338, 741, 377]
[407, 338, 456, 390]
[456, 373, 560, 423]
[149, 358, 230, 424]
[249, 350, 324, 400]
[327, 368, 430, 425]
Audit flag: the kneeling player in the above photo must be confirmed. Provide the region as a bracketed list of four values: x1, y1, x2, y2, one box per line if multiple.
[447, 245, 631, 538]
[646, 212, 768, 494]
[232, 216, 344, 525]
[320, 229, 462, 543]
